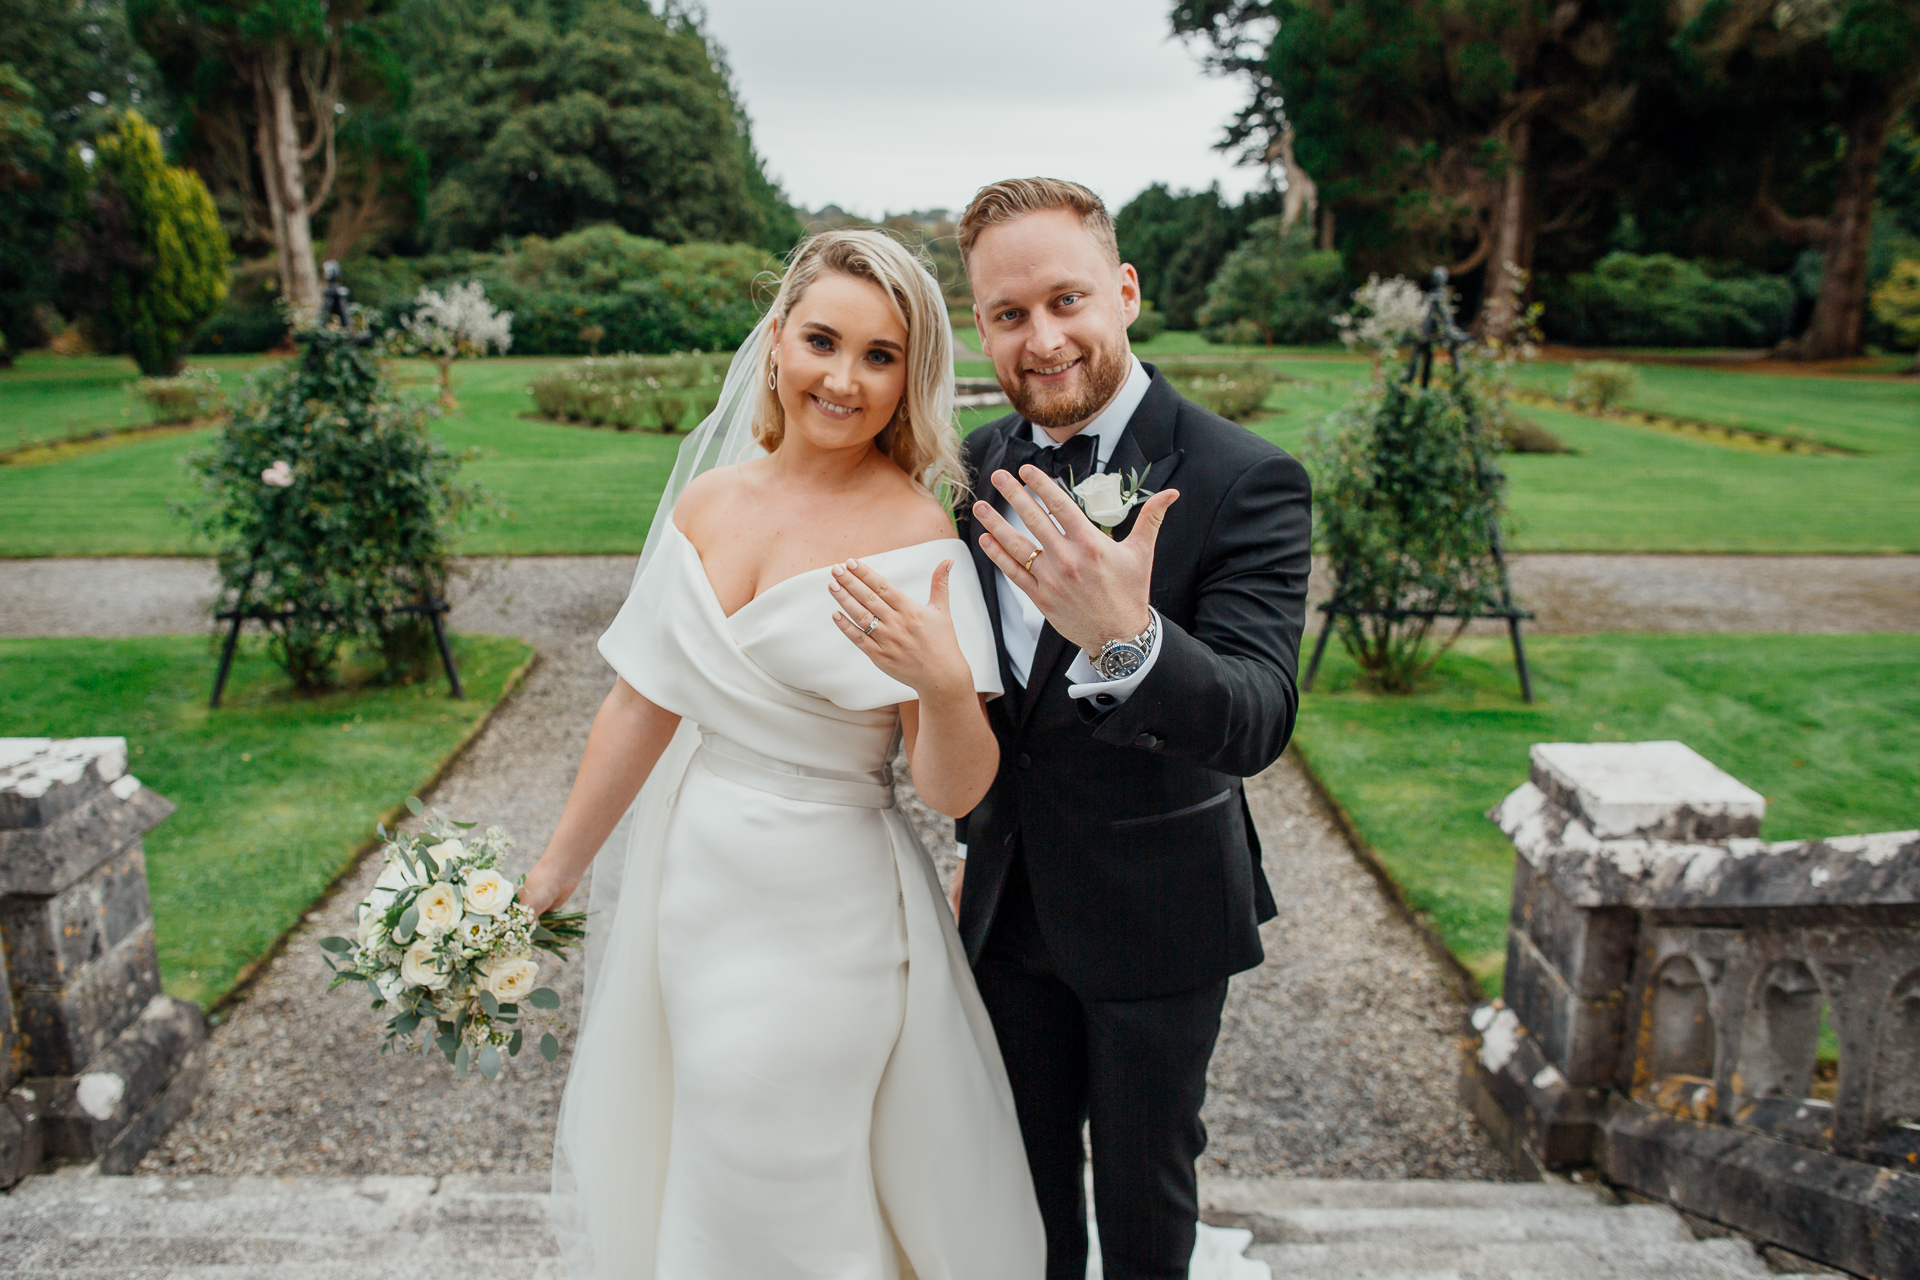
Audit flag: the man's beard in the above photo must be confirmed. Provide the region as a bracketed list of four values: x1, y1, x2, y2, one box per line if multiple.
[1005, 337, 1130, 431]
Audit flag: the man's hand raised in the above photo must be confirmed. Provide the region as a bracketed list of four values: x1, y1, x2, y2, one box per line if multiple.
[971, 464, 1178, 655]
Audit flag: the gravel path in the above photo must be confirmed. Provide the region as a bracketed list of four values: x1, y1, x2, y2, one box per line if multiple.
[8, 552, 1914, 640]
[4, 552, 1493, 1179]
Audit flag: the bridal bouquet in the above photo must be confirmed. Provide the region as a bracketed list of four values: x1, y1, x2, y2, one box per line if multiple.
[319, 800, 587, 1080]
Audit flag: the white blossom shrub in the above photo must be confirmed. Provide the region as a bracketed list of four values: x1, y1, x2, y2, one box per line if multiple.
[402, 280, 514, 406]
[1332, 275, 1429, 358]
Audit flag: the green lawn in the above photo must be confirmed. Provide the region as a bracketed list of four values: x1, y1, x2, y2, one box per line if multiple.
[0, 632, 534, 1008]
[0, 352, 273, 452]
[1504, 359, 1918, 457]
[1292, 632, 1920, 991]
[3, 347, 1914, 555]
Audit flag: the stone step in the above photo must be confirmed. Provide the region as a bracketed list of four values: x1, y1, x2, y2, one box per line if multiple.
[1218, 1203, 1697, 1249]
[1, 1170, 1835, 1280]
[1200, 1176, 1614, 1214]
[1244, 1236, 1789, 1280]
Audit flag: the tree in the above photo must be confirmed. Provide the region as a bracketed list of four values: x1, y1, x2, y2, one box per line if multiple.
[1114, 182, 1284, 328]
[1674, 0, 1920, 358]
[129, 0, 404, 315]
[400, 279, 512, 406]
[66, 110, 230, 374]
[405, 0, 800, 253]
[0, 0, 165, 351]
[0, 65, 58, 364]
[1195, 216, 1347, 343]
[1171, 0, 1646, 338]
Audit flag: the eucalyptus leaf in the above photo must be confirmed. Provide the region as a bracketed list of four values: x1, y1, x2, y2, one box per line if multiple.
[540, 1032, 560, 1062]
[396, 904, 419, 942]
[527, 987, 560, 1010]
[508, 1029, 523, 1057]
[318, 936, 353, 954]
[394, 1011, 422, 1035]
[455, 1043, 470, 1077]
[478, 1043, 500, 1080]
[407, 796, 425, 816]
[478, 990, 500, 1018]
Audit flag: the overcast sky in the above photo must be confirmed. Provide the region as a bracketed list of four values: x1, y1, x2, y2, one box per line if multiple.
[697, 0, 1273, 219]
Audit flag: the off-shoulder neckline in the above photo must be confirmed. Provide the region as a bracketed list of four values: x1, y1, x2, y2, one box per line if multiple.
[665, 519, 965, 622]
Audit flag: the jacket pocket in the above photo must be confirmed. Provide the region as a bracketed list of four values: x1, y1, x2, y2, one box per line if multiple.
[1109, 787, 1234, 830]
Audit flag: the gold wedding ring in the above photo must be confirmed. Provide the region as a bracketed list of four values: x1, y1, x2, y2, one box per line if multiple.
[1023, 548, 1043, 573]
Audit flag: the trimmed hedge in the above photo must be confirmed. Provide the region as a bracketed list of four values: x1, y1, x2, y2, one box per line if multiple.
[1540, 253, 1794, 348]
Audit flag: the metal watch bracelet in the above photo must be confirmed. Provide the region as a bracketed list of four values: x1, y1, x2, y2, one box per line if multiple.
[1091, 612, 1157, 681]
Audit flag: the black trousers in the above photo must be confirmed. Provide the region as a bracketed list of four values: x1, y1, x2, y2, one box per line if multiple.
[974, 854, 1228, 1280]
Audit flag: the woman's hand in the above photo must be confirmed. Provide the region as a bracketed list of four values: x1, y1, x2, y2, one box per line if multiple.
[517, 861, 578, 918]
[829, 559, 973, 701]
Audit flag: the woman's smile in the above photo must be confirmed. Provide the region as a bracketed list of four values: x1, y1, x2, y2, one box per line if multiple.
[809, 392, 861, 420]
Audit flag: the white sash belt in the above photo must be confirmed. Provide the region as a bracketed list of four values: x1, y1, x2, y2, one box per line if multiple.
[693, 732, 895, 810]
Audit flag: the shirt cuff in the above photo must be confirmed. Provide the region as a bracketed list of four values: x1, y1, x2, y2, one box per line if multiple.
[1066, 610, 1162, 708]
[955, 843, 967, 861]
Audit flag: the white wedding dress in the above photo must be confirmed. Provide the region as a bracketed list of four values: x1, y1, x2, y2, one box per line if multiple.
[549, 520, 1047, 1279]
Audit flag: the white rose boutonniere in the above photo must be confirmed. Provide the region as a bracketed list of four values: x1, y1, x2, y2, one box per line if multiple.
[462, 868, 514, 917]
[1069, 469, 1153, 536]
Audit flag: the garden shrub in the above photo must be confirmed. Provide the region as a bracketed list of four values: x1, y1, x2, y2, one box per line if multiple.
[1196, 217, 1346, 345]
[183, 313, 490, 690]
[132, 367, 225, 423]
[1127, 302, 1166, 343]
[1156, 361, 1279, 421]
[1567, 360, 1638, 410]
[528, 353, 728, 431]
[66, 111, 230, 374]
[1305, 360, 1511, 693]
[1869, 259, 1920, 363]
[485, 227, 773, 355]
[1539, 253, 1794, 347]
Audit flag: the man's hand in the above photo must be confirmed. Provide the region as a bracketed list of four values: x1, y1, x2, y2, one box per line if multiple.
[972, 464, 1178, 654]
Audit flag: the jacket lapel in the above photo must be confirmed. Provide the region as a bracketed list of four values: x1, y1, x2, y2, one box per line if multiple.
[1013, 365, 1186, 730]
[967, 419, 1022, 703]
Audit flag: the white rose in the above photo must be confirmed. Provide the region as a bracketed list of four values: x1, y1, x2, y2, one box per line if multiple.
[1073, 472, 1131, 528]
[413, 883, 462, 936]
[479, 956, 540, 1002]
[462, 869, 514, 917]
[401, 939, 452, 990]
[424, 839, 466, 869]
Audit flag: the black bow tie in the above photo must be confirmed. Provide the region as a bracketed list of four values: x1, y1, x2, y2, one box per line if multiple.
[1002, 431, 1098, 486]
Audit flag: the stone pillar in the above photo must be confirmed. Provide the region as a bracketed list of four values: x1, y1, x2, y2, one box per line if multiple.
[0, 738, 206, 1182]
[1461, 741, 1765, 1175]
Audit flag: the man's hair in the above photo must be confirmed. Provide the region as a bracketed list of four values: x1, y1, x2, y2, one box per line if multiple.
[957, 177, 1119, 272]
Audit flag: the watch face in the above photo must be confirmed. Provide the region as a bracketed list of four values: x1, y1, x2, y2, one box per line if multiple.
[1099, 643, 1145, 679]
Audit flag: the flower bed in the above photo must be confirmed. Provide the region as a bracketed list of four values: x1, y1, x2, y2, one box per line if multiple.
[527, 353, 728, 432]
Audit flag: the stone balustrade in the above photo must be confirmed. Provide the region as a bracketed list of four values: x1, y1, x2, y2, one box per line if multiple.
[0, 738, 205, 1184]
[1461, 739, 1920, 1278]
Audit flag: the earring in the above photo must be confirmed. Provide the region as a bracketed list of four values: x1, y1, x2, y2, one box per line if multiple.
[767, 364, 778, 391]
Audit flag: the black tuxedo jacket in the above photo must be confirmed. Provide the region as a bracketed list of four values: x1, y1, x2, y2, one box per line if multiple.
[954, 365, 1313, 1002]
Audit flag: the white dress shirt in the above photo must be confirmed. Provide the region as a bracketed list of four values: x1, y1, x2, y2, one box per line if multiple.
[959, 358, 1161, 863]
[994, 355, 1161, 696]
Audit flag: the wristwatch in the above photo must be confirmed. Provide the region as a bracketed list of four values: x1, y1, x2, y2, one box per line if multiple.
[1090, 613, 1157, 681]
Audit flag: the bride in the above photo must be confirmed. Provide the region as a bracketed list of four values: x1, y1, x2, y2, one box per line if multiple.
[517, 229, 1047, 1278]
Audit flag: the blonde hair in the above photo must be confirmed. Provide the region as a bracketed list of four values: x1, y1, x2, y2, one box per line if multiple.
[756, 229, 964, 499]
[958, 177, 1119, 272]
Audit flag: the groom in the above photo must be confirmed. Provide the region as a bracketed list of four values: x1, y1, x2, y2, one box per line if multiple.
[949, 178, 1312, 1279]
